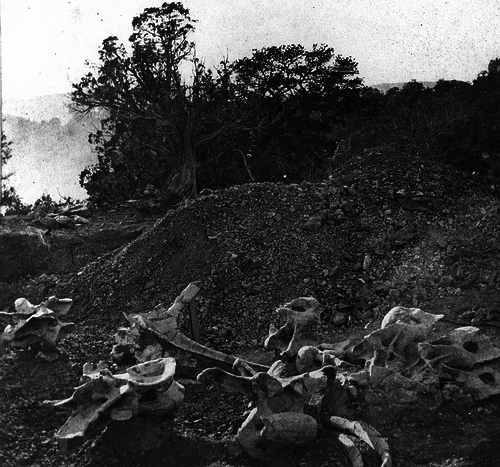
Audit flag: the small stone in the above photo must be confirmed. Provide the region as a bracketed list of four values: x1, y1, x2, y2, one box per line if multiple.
[331, 311, 347, 326]
[388, 289, 400, 301]
[438, 275, 454, 287]
[72, 215, 90, 224]
[341, 201, 358, 218]
[302, 216, 322, 232]
[330, 266, 343, 279]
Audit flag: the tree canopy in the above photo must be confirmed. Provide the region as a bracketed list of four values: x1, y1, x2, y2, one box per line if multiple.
[71, 2, 364, 205]
[72, 2, 499, 206]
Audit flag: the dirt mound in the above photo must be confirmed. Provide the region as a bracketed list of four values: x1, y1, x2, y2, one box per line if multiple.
[61, 150, 500, 351]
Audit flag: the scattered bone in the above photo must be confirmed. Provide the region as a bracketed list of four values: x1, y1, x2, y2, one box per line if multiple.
[418, 326, 500, 400]
[198, 360, 336, 459]
[446, 362, 500, 400]
[0, 297, 74, 359]
[381, 306, 444, 330]
[46, 357, 184, 452]
[347, 306, 444, 368]
[113, 282, 269, 377]
[346, 308, 500, 402]
[337, 433, 364, 467]
[264, 297, 321, 360]
[420, 326, 500, 370]
[322, 416, 392, 467]
[58, 201, 93, 218]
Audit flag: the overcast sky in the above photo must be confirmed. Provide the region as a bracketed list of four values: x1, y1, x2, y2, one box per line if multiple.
[2, 0, 500, 100]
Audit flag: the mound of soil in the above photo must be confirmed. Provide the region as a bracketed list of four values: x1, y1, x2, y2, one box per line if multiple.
[1, 149, 500, 466]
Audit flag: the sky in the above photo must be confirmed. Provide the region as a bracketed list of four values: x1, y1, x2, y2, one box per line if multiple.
[2, 0, 500, 101]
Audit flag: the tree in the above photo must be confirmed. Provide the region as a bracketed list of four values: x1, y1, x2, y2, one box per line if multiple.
[73, 4, 364, 202]
[72, 2, 236, 204]
[229, 44, 362, 180]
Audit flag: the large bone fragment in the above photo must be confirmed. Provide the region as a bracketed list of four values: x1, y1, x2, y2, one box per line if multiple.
[346, 307, 500, 402]
[347, 307, 444, 366]
[0, 297, 74, 358]
[418, 327, 500, 400]
[264, 297, 321, 360]
[447, 362, 500, 400]
[337, 433, 364, 467]
[47, 358, 184, 452]
[114, 282, 269, 377]
[322, 416, 392, 467]
[198, 361, 336, 459]
[381, 306, 443, 330]
[420, 326, 500, 370]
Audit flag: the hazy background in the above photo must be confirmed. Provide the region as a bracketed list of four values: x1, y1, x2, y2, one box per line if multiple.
[2, 0, 499, 202]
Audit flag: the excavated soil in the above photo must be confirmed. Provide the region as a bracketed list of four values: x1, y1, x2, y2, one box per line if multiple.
[1, 149, 500, 466]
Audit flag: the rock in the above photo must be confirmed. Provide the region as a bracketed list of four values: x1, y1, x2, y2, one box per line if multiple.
[341, 201, 358, 218]
[412, 286, 428, 303]
[72, 215, 90, 225]
[59, 201, 93, 218]
[330, 266, 343, 279]
[302, 216, 323, 232]
[53, 215, 75, 229]
[331, 311, 347, 326]
[199, 188, 214, 196]
[444, 250, 460, 266]
[388, 289, 400, 301]
[438, 275, 454, 287]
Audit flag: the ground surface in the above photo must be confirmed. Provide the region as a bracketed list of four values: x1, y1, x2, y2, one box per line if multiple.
[1, 149, 500, 466]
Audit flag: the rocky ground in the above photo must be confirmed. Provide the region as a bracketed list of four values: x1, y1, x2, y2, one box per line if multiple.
[1, 148, 499, 466]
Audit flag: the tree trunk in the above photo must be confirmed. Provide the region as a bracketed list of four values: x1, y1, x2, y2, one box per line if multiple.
[159, 108, 198, 205]
[160, 154, 197, 205]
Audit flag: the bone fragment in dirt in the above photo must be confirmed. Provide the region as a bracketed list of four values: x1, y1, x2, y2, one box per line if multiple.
[347, 306, 444, 366]
[114, 282, 269, 376]
[419, 327, 500, 400]
[0, 297, 74, 358]
[346, 307, 500, 402]
[46, 357, 184, 453]
[421, 326, 500, 370]
[296, 344, 348, 373]
[0, 296, 73, 326]
[381, 306, 444, 330]
[444, 362, 500, 400]
[337, 433, 364, 467]
[264, 296, 321, 360]
[198, 361, 336, 459]
[322, 415, 392, 467]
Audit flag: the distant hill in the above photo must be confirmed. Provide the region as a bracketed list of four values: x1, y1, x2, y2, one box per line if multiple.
[370, 81, 437, 93]
[4, 93, 74, 124]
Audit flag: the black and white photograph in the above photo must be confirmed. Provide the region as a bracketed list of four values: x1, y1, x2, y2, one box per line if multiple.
[1, 1, 499, 466]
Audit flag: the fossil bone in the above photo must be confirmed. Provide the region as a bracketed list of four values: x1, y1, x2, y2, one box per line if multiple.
[264, 297, 321, 360]
[198, 359, 336, 459]
[322, 416, 392, 467]
[419, 326, 500, 370]
[0, 297, 74, 358]
[444, 362, 500, 400]
[47, 357, 184, 452]
[417, 326, 500, 400]
[113, 282, 269, 376]
[347, 307, 444, 367]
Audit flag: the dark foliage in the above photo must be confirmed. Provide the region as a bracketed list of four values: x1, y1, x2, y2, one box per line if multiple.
[71, 3, 363, 204]
[72, 1, 500, 205]
[334, 59, 500, 190]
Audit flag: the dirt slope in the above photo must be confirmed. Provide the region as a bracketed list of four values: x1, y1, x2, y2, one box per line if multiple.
[1, 149, 500, 467]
